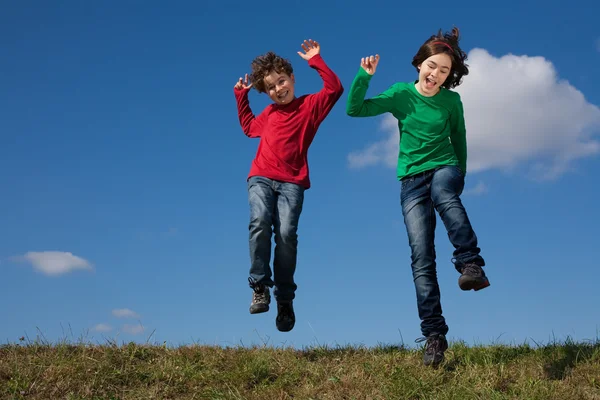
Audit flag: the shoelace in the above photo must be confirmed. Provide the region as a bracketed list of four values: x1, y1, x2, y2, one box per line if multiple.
[462, 263, 481, 276]
[416, 335, 444, 355]
[248, 277, 262, 292]
[253, 291, 267, 303]
[248, 277, 268, 302]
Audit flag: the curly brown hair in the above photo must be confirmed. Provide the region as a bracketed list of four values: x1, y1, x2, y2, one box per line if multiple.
[411, 27, 469, 89]
[249, 51, 294, 93]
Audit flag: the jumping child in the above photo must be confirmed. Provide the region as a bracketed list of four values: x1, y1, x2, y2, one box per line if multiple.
[234, 39, 343, 332]
[346, 27, 490, 365]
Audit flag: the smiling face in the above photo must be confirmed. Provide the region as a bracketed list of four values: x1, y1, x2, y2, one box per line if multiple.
[415, 53, 452, 97]
[263, 71, 295, 105]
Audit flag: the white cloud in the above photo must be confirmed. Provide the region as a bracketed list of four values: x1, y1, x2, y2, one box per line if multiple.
[348, 116, 399, 169]
[122, 324, 145, 335]
[112, 308, 140, 319]
[92, 324, 112, 333]
[348, 48, 600, 180]
[15, 251, 92, 276]
[463, 181, 489, 196]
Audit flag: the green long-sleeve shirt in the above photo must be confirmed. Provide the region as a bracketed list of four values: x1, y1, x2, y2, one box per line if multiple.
[346, 68, 467, 180]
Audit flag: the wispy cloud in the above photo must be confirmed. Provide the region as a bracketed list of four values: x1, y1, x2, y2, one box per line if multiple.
[122, 324, 145, 335]
[112, 308, 140, 319]
[463, 182, 489, 196]
[348, 48, 600, 180]
[92, 324, 113, 333]
[13, 251, 92, 276]
[348, 117, 399, 169]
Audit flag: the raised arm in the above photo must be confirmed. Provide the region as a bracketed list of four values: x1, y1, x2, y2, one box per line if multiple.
[297, 39, 344, 123]
[450, 93, 467, 175]
[233, 74, 266, 138]
[346, 55, 397, 117]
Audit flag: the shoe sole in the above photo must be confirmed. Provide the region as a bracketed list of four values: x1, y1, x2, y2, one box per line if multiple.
[249, 304, 270, 314]
[276, 322, 295, 332]
[459, 277, 490, 291]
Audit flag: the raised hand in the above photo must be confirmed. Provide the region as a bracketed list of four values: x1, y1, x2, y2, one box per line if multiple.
[360, 54, 380, 75]
[297, 39, 320, 61]
[234, 74, 253, 90]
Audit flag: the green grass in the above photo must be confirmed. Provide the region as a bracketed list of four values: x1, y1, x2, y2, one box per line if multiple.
[1, 337, 599, 399]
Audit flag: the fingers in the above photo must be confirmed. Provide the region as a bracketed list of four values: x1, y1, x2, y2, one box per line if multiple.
[366, 54, 380, 64]
[360, 54, 380, 75]
[235, 74, 252, 89]
[360, 57, 372, 70]
[234, 77, 243, 89]
[300, 39, 319, 53]
[301, 40, 310, 53]
[360, 55, 380, 66]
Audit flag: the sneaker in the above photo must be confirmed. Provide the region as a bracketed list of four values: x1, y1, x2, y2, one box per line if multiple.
[248, 277, 270, 314]
[419, 334, 448, 367]
[276, 301, 295, 332]
[458, 263, 490, 291]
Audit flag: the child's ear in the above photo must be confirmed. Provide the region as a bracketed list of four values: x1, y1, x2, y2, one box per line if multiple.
[291, 73, 295, 84]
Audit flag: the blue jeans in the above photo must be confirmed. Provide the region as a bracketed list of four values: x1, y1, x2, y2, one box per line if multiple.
[247, 176, 305, 303]
[400, 165, 485, 337]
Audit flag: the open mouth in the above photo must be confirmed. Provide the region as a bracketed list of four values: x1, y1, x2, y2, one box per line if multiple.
[425, 77, 437, 88]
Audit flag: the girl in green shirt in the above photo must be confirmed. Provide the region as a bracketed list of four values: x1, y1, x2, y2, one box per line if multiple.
[347, 27, 490, 367]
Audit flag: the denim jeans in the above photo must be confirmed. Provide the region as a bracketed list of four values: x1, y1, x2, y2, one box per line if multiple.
[400, 165, 485, 337]
[247, 176, 305, 302]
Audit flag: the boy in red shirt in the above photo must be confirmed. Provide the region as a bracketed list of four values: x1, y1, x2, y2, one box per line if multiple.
[234, 39, 343, 332]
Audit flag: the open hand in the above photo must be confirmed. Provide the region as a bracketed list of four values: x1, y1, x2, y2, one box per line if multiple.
[234, 74, 253, 90]
[361, 54, 380, 75]
[298, 39, 320, 61]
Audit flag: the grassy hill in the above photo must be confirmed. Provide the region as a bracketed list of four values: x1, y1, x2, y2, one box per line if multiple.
[1, 338, 599, 399]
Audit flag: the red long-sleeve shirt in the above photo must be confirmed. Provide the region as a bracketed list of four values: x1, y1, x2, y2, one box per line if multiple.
[234, 54, 343, 189]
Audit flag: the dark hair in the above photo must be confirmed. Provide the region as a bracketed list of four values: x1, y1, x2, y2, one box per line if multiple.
[249, 51, 294, 93]
[411, 27, 469, 89]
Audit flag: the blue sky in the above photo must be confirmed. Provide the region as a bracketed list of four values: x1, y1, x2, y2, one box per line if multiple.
[1, 0, 599, 348]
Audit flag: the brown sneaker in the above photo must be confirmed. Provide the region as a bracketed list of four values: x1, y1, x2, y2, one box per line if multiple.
[248, 277, 270, 314]
[458, 263, 490, 291]
[419, 334, 448, 367]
